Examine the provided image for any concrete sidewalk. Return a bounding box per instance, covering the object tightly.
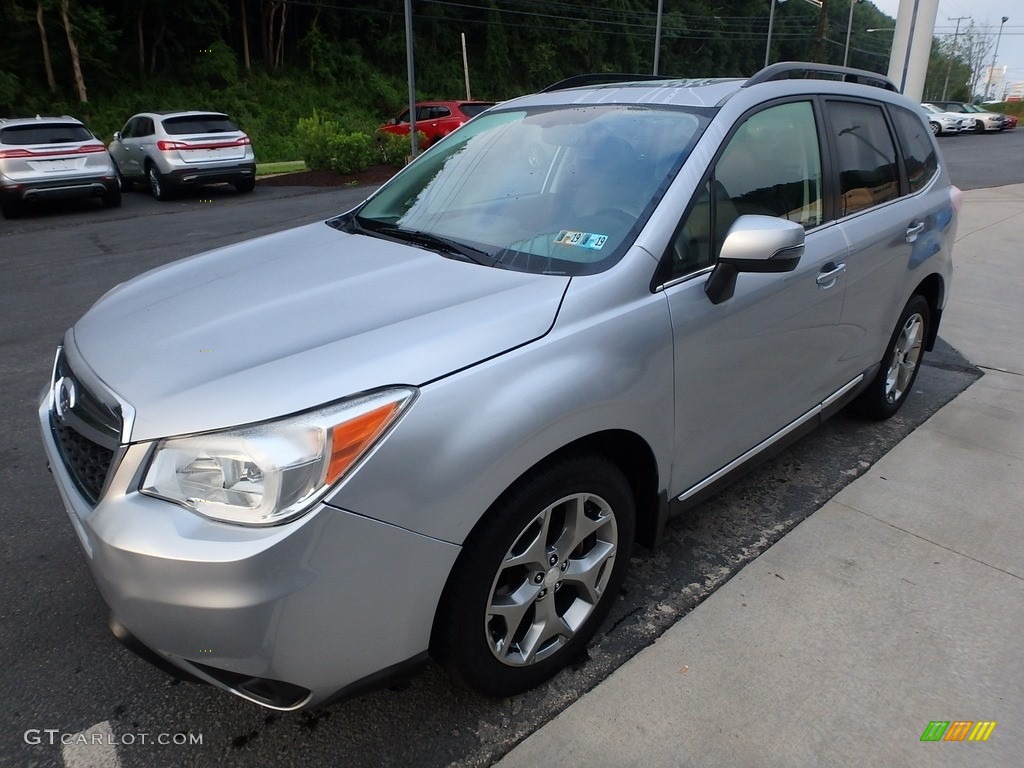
[496,185,1024,767]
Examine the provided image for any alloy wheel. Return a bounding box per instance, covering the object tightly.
[485,492,618,666]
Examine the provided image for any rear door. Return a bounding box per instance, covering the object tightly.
[824,99,943,382]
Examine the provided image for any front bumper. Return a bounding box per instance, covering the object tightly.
[38,385,459,710]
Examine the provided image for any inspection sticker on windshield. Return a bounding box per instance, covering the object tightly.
[554,230,608,250]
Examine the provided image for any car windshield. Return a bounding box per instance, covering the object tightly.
[351,103,712,275]
[1,124,92,144]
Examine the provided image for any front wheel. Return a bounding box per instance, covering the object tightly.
[432,452,635,696]
[929,122,940,137]
[850,294,930,420]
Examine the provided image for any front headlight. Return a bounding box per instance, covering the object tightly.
[140,387,416,525]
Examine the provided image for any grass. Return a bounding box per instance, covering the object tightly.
[256,160,306,178]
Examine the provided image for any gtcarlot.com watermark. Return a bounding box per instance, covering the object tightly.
[25,728,203,746]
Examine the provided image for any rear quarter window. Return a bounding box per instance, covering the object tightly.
[889,105,939,194]
[1,124,92,145]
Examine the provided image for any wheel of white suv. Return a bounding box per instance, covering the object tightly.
[851,294,931,420]
[101,184,121,208]
[432,452,635,696]
[235,177,256,193]
[147,164,171,201]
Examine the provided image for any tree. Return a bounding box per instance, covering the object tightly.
[60,0,86,102]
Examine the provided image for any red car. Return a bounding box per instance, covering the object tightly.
[380,101,494,147]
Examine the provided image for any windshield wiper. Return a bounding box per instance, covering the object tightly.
[372,225,499,266]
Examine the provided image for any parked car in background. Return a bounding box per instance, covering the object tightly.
[927,101,1005,132]
[379,101,495,147]
[41,62,959,711]
[919,103,971,135]
[108,111,256,200]
[0,115,120,218]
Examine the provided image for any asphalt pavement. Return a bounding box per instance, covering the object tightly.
[496,183,1024,766]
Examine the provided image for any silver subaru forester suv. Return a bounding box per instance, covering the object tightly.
[40,63,958,710]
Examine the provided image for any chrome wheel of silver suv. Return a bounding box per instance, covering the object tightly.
[433,453,634,696]
[486,491,618,666]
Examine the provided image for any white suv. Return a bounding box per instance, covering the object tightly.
[108,111,256,200]
[0,116,120,218]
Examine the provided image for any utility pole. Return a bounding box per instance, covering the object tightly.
[941,15,970,101]
[984,16,1009,102]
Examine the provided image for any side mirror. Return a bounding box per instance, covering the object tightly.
[705,215,805,305]
[388,118,398,126]
[113,131,122,141]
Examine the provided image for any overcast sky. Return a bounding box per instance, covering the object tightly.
[869,0,1022,95]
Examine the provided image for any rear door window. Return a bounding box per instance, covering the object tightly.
[827,101,899,216]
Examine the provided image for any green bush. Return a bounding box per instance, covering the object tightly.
[330,132,376,173]
[295,110,343,170]
[375,131,425,167]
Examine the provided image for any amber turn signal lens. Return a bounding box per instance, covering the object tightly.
[325,401,401,484]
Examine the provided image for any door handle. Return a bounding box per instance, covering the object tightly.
[816,262,846,287]
[906,221,925,243]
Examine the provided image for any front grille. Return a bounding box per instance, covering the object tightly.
[49,347,124,506]
[53,419,114,505]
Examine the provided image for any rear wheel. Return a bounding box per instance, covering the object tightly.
[432,452,635,696]
[0,198,21,219]
[147,164,171,201]
[234,177,256,193]
[101,184,121,208]
[850,294,930,420]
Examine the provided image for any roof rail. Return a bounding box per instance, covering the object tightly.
[745,62,897,92]
[540,73,675,93]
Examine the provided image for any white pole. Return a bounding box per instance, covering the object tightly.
[886,0,940,102]
[765,0,777,69]
[843,0,856,68]
[653,0,664,75]
[985,17,1008,101]
[461,32,472,101]
[404,0,418,158]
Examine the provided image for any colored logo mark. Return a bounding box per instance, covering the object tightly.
[920,721,997,742]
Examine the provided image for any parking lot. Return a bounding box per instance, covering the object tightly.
[1,130,1017,768]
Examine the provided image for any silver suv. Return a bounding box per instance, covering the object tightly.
[0,116,120,218]
[40,63,958,710]
[108,111,256,200]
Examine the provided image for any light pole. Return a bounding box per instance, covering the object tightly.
[985,16,1009,102]
[843,0,863,68]
[764,0,789,68]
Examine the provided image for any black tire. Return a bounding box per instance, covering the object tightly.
[0,198,21,219]
[850,294,931,420]
[101,184,122,208]
[929,122,940,137]
[432,452,635,697]
[116,166,133,192]
[234,177,256,193]
[974,119,985,134]
[147,164,171,201]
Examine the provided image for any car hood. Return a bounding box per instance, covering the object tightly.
[72,222,569,442]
